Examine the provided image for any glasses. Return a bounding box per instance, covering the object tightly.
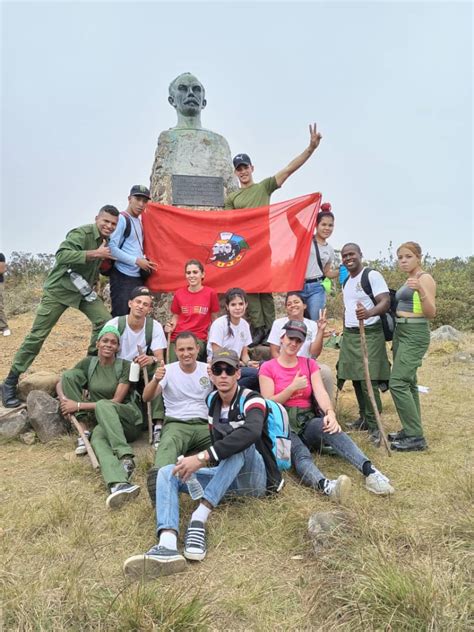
[211,364,237,376]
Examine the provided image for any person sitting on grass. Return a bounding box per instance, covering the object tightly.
[56,325,143,509]
[123,348,283,580]
[259,320,394,501]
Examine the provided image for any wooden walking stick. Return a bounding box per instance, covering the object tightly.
[68,413,100,469]
[358,320,391,456]
[166,330,171,363]
[137,345,154,445]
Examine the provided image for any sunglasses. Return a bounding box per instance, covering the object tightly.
[211,364,237,376]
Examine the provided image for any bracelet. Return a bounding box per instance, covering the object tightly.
[77,402,81,412]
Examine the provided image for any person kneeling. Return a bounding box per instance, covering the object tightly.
[123,348,283,579]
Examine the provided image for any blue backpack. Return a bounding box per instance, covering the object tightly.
[208,388,291,471]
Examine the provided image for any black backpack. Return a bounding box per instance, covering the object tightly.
[343,268,396,341]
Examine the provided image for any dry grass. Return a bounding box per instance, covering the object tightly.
[1,311,473,631]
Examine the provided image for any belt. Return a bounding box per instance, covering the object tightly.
[305,276,324,283]
[396,317,428,324]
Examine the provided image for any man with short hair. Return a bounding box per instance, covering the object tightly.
[2,206,119,408]
[224,124,322,346]
[143,332,213,503]
[109,185,157,317]
[123,348,283,579]
[337,243,391,444]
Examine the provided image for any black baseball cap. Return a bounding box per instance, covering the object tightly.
[232,153,252,168]
[129,286,153,300]
[129,184,151,199]
[282,320,307,341]
[211,348,240,368]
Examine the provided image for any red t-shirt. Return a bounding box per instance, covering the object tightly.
[171,286,220,341]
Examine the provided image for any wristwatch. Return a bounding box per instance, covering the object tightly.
[197,451,208,465]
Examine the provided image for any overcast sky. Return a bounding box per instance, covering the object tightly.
[1,1,472,261]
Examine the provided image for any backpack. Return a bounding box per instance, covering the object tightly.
[117,315,154,356]
[343,268,396,341]
[207,388,291,471]
[99,212,132,277]
[312,237,326,280]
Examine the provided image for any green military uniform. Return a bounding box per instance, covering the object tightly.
[337,323,390,430]
[61,356,143,487]
[224,177,279,331]
[11,224,111,375]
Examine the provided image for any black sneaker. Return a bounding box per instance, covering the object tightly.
[391,436,427,452]
[123,544,186,579]
[184,520,207,561]
[106,483,140,509]
[121,456,136,479]
[388,429,406,442]
[249,326,266,348]
[346,417,368,431]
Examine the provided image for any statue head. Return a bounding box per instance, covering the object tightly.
[168,72,207,119]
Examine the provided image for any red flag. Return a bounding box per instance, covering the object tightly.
[142,193,321,293]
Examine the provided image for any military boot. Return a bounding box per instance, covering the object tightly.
[2,371,21,408]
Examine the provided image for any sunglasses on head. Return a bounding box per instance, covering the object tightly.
[211,364,237,376]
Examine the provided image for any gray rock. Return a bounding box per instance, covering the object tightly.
[452,351,474,363]
[19,431,37,445]
[308,510,347,552]
[0,406,29,439]
[27,390,68,443]
[18,370,60,399]
[430,325,463,342]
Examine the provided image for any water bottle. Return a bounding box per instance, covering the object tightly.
[129,361,140,382]
[67,269,97,302]
[177,455,203,500]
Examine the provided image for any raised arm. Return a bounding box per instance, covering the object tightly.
[274,123,322,187]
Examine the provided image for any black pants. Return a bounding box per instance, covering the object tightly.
[110,267,142,317]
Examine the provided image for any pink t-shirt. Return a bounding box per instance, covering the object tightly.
[259,357,320,408]
[171,286,220,341]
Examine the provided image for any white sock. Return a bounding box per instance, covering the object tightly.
[158,531,177,550]
[191,503,211,524]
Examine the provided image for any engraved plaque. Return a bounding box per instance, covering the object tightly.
[172,175,224,207]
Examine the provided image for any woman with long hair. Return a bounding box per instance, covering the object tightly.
[259,320,394,500]
[389,242,436,452]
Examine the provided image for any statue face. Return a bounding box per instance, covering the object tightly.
[169,74,206,116]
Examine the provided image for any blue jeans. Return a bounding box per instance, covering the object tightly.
[291,417,369,489]
[301,281,326,321]
[156,446,267,535]
[238,367,260,391]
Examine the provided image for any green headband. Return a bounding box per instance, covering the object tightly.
[97,324,120,341]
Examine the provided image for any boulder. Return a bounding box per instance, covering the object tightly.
[0,406,29,439]
[27,390,68,443]
[452,351,474,364]
[308,510,347,552]
[18,370,60,399]
[430,325,463,342]
[19,431,37,445]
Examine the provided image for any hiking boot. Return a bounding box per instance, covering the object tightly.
[123,544,186,579]
[121,456,136,479]
[152,424,162,449]
[368,428,381,446]
[75,431,91,456]
[388,429,406,442]
[346,417,368,431]
[391,435,427,452]
[1,370,21,408]
[146,467,159,506]
[323,475,352,503]
[106,483,140,509]
[249,326,267,348]
[365,470,394,495]
[184,520,207,561]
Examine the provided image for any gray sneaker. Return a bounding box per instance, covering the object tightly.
[106,483,140,509]
[123,545,186,580]
[365,470,394,495]
[121,456,136,479]
[323,475,352,503]
[75,431,90,456]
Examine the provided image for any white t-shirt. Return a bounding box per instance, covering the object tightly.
[267,316,318,358]
[343,268,389,327]
[160,361,212,420]
[107,317,166,361]
[206,315,252,359]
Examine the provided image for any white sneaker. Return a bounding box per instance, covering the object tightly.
[365,470,395,495]
[3,329,11,337]
[106,483,140,509]
[75,432,90,456]
[323,475,352,502]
